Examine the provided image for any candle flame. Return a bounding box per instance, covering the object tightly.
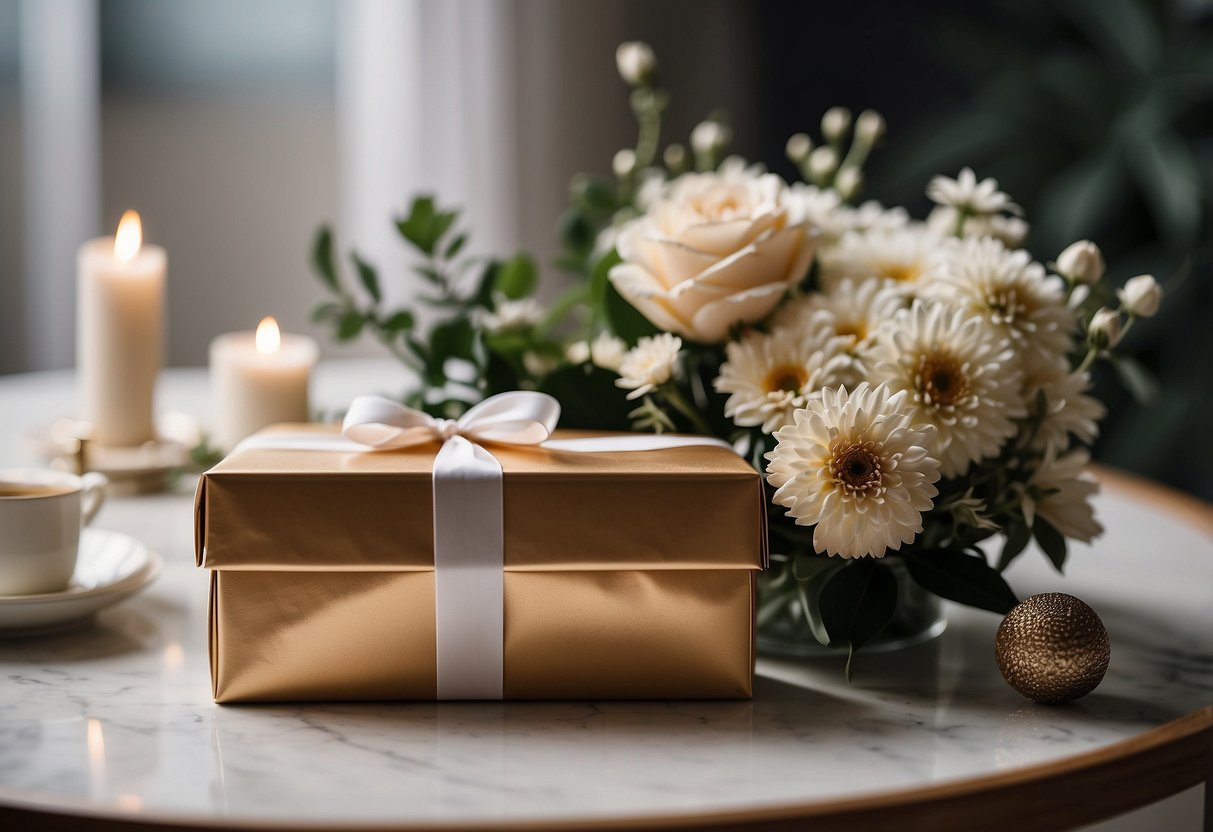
[113,210,142,262]
[255,316,281,355]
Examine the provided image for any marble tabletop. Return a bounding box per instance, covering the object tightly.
[0,361,1209,829]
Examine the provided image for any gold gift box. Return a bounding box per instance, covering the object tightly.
[194,425,768,702]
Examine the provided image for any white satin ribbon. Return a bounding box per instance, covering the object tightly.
[235,390,730,700]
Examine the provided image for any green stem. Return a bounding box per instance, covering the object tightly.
[661,383,714,435]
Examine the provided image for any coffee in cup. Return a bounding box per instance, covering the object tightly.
[0,469,108,595]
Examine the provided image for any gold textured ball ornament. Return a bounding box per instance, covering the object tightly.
[995,593,1110,704]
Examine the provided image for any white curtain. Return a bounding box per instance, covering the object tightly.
[336,0,521,314]
[19,0,100,372]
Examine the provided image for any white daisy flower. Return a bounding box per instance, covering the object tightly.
[714,325,850,433]
[924,236,1074,375]
[766,382,941,558]
[587,332,627,372]
[1025,447,1102,543]
[615,333,682,400]
[867,300,1025,478]
[1024,361,1105,453]
[818,224,946,293]
[775,278,907,353]
[927,167,1022,217]
[474,296,544,334]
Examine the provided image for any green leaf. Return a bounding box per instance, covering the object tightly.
[444,233,467,259]
[998,521,1032,571]
[381,310,415,333]
[538,363,633,431]
[904,549,1018,614]
[336,309,364,341]
[395,196,458,255]
[1110,354,1160,404]
[483,349,520,396]
[1127,131,1201,249]
[818,559,899,652]
[495,254,538,299]
[792,553,835,582]
[604,280,660,345]
[589,249,622,310]
[350,253,381,303]
[1033,518,1068,574]
[310,301,342,324]
[430,319,475,362]
[312,227,338,291]
[473,262,500,308]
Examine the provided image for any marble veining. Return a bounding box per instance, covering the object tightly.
[0,364,1209,825]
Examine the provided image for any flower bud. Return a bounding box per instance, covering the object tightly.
[854,109,886,146]
[612,148,637,179]
[1117,274,1162,318]
[807,146,839,182]
[1088,307,1122,350]
[821,107,852,144]
[1055,240,1105,285]
[690,120,730,155]
[785,132,812,165]
[615,41,656,87]
[663,143,687,174]
[834,166,863,201]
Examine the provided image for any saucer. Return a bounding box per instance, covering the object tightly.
[0,528,161,635]
[26,413,199,491]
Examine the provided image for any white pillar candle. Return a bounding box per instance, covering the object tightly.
[209,317,318,450]
[76,210,166,446]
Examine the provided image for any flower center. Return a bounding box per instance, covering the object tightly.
[835,321,866,341]
[830,442,883,495]
[880,263,921,283]
[764,364,809,394]
[987,288,1028,327]
[914,351,969,410]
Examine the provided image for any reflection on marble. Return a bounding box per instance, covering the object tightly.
[0,365,1209,825]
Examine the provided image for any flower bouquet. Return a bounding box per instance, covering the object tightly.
[310,42,1162,670]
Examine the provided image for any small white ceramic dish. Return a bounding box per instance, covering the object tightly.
[0,528,161,635]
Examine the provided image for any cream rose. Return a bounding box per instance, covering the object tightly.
[608,168,817,343]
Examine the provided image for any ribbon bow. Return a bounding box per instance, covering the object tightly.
[342,391,561,450]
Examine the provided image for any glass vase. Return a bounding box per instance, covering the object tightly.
[756,557,946,658]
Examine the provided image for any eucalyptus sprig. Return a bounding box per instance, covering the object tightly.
[311,196,563,418]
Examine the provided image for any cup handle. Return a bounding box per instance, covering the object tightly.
[80,472,108,526]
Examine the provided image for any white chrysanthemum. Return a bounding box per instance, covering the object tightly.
[787,184,908,248]
[714,326,851,433]
[775,278,907,353]
[818,224,946,293]
[927,167,1022,217]
[1025,447,1102,542]
[766,383,941,558]
[867,301,1025,477]
[1024,360,1105,453]
[926,206,1030,248]
[924,237,1074,374]
[474,297,544,334]
[615,333,682,399]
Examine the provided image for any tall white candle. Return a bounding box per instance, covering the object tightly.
[76,210,166,446]
[210,317,318,450]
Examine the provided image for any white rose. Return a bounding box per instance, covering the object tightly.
[1055,240,1105,285]
[609,169,817,343]
[1117,274,1162,318]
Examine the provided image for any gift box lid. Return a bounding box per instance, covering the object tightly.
[195,424,768,572]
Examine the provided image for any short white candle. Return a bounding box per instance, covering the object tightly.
[76,210,166,446]
[209,317,318,450]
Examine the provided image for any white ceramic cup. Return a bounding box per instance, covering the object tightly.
[0,469,108,595]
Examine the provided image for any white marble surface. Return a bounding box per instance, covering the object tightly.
[0,362,1209,827]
